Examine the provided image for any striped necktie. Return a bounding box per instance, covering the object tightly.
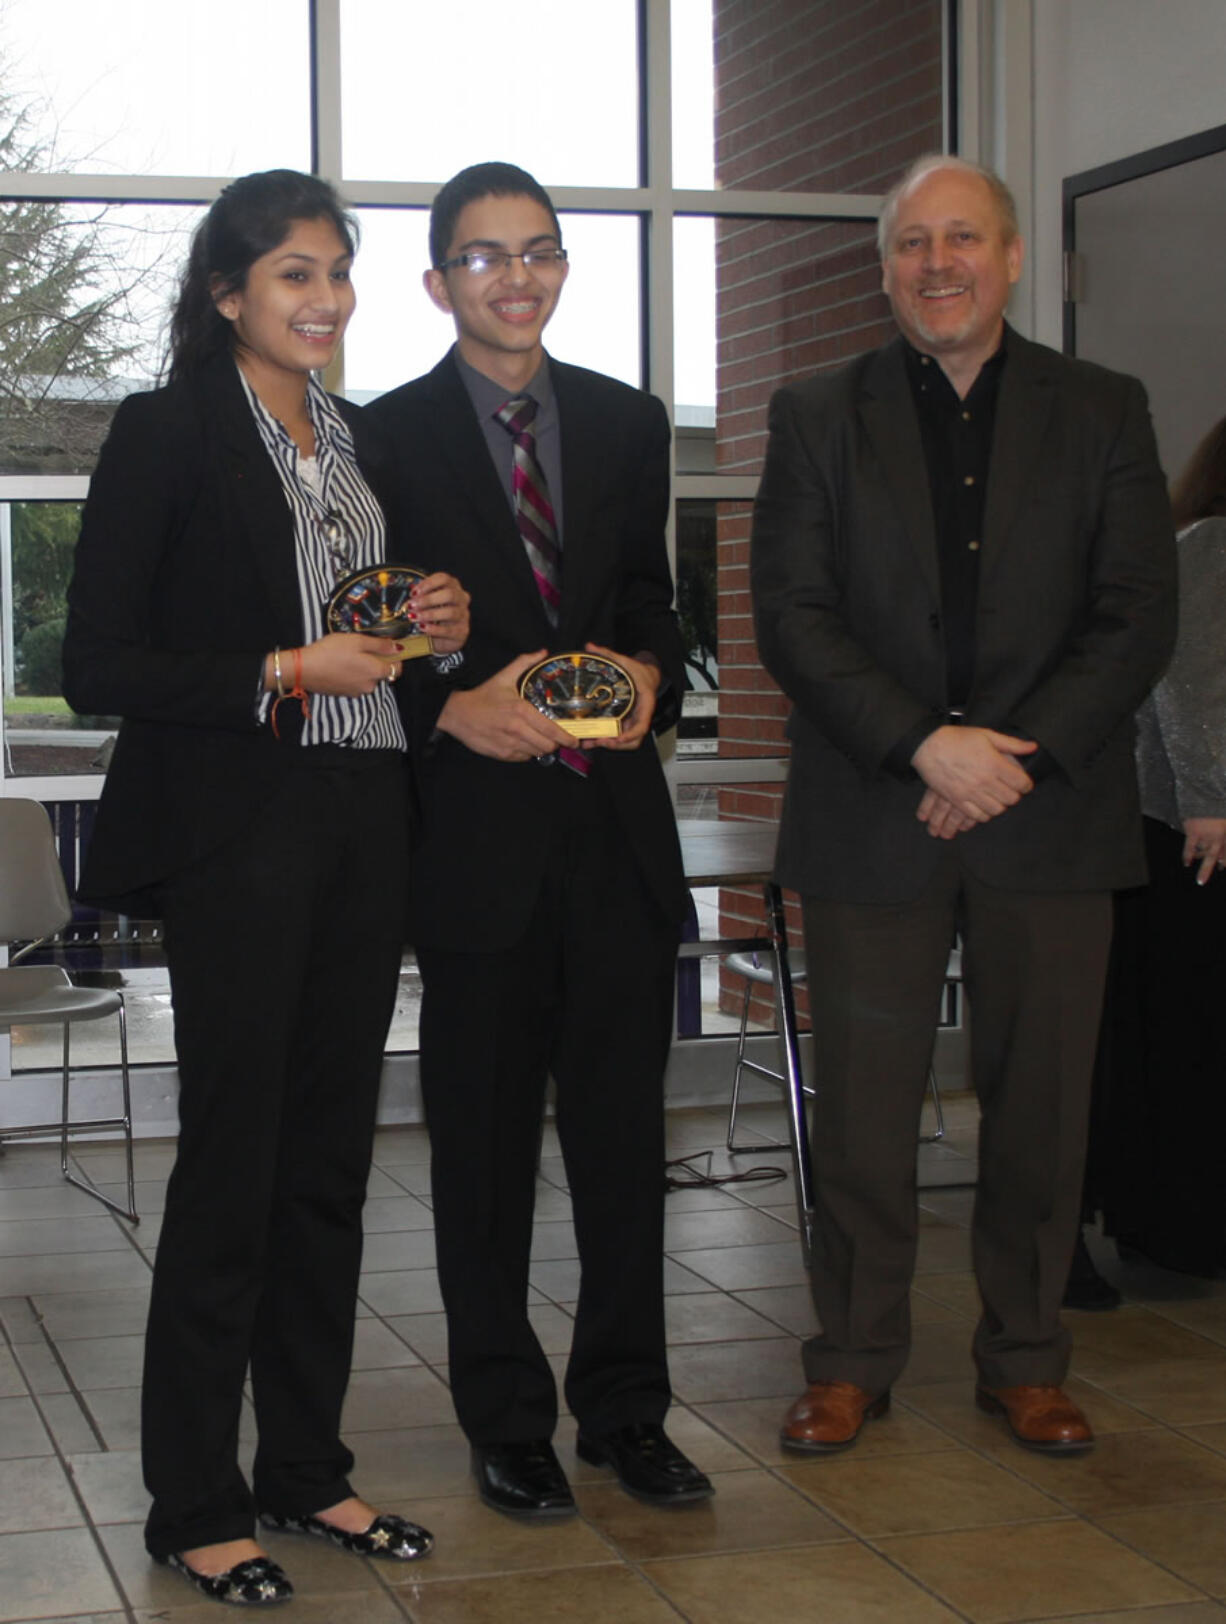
[495,396,561,626]
[495,395,589,777]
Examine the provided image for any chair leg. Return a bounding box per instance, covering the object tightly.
[59,998,139,1225]
[725,979,754,1151]
[919,1064,946,1144]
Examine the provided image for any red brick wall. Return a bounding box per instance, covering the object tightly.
[713,0,945,1017]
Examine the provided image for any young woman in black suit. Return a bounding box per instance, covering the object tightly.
[63,170,468,1606]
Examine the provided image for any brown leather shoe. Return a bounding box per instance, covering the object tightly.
[780,1381,890,1454]
[975,1385,1094,1454]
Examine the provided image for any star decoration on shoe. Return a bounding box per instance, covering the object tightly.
[258,1508,433,1561]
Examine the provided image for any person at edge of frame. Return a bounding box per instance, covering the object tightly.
[750,153,1176,1460]
[62,169,469,1606]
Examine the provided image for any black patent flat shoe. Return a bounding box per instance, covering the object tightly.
[576,1422,714,1504]
[259,1508,433,1560]
[156,1553,293,1606]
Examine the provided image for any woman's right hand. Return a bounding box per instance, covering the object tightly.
[1182,815,1226,886]
[267,634,404,698]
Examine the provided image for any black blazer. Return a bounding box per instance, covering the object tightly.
[63,353,407,912]
[751,329,1178,902]
[367,350,687,952]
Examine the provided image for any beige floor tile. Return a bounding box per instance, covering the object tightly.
[729,1283,818,1337]
[1148,1298,1226,1346]
[59,1334,145,1391]
[0,1145,68,1188]
[361,1229,439,1273]
[695,1393,951,1466]
[376,1492,616,1582]
[918,1188,977,1227]
[911,1271,982,1320]
[367,1167,414,1199]
[0,1216,132,1257]
[1098,1500,1226,1595]
[914,1225,975,1274]
[664,1290,787,1345]
[664,1206,793,1252]
[341,1366,453,1433]
[642,1541,963,1624]
[370,1128,435,1168]
[574,1467,844,1560]
[1087,1357,1226,1425]
[97,1178,166,1216]
[34,1286,151,1341]
[654,1405,758,1475]
[1001,1428,1226,1514]
[0,1294,42,1345]
[666,1336,801,1403]
[399,1565,678,1624]
[0,1346,23,1399]
[359,1269,446,1317]
[528,1221,581,1262]
[361,1194,437,1233]
[67,1448,147,1525]
[0,1456,83,1533]
[0,1394,53,1458]
[78,1387,142,1451]
[0,1527,123,1618]
[385,1311,452,1366]
[661,1185,754,1215]
[1180,1422,1226,1456]
[0,1183,108,1221]
[0,1247,151,1296]
[42,1392,108,1455]
[350,1317,422,1371]
[1039,1608,1226,1624]
[347,1422,473,1503]
[1071,1307,1226,1374]
[782,1445,1062,1534]
[14,1339,69,1396]
[879,1519,1195,1623]
[671,1240,810,1292]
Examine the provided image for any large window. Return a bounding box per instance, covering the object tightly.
[0,0,950,1055]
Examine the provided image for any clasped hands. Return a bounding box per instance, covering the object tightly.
[436,643,661,763]
[912,724,1038,841]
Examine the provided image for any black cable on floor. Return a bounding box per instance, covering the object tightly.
[664,1150,788,1191]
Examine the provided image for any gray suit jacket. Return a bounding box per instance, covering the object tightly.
[751,328,1177,902]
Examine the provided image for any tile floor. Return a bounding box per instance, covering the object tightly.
[3,1097,1226,1623]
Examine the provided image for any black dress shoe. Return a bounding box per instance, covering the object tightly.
[155,1553,293,1606]
[259,1508,433,1560]
[576,1423,714,1505]
[472,1440,576,1520]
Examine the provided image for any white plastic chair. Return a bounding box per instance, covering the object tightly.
[0,798,137,1222]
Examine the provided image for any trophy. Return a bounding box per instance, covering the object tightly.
[518,652,636,738]
[326,565,433,658]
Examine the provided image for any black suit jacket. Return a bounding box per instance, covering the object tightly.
[63,353,408,912]
[751,329,1177,902]
[367,349,687,952]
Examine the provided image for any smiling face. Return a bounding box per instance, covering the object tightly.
[214,215,355,389]
[881,166,1022,384]
[424,193,568,389]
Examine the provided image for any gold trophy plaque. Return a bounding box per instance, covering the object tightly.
[326,565,433,658]
[518,652,636,738]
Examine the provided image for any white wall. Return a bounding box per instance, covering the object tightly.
[1026,0,1226,346]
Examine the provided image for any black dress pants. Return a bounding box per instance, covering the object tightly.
[142,752,409,1557]
[417,769,678,1445]
[800,848,1111,1394]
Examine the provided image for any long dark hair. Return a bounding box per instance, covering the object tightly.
[167,169,357,383]
[1171,415,1226,529]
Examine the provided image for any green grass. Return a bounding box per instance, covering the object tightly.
[4,695,72,716]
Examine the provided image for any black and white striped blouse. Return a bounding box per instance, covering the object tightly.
[240,368,407,751]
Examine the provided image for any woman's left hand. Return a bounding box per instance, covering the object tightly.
[1182,816,1226,885]
[412,572,470,654]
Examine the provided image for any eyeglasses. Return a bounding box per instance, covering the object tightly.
[437,248,568,276]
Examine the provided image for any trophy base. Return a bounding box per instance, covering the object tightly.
[381,633,434,660]
[558,717,621,738]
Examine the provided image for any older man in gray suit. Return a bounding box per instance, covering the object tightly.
[752,155,1175,1456]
